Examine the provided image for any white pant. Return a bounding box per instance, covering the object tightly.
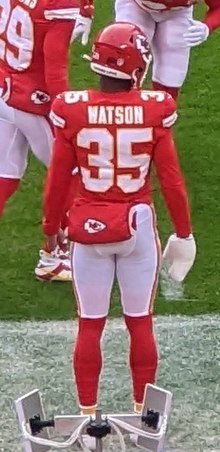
[72,204,161,318]
[0,99,53,179]
[115,0,193,87]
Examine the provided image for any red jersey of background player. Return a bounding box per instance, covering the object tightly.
[136,0,220,32]
[0,0,79,115]
[43,89,191,239]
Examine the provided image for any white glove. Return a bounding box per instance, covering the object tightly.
[162,234,196,282]
[183,19,209,47]
[71,14,92,45]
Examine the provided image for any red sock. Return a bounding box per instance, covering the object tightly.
[61,172,79,231]
[124,314,158,404]
[73,317,106,408]
[152,81,179,101]
[0,177,20,216]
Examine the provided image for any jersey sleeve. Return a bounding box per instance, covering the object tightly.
[204,0,220,32]
[43,96,78,236]
[43,0,79,99]
[44,0,79,21]
[152,127,192,238]
[79,0,94,17]
[161,93,178,128]
[43,21,74,101]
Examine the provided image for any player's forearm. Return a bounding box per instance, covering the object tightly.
[43,140,75,235]
[80,0,94,17]
[204,7,220,32]
[161,184,192,238]
[44,21,73,100]
[43,172,71,236]
[154,129,192,237]
[46,72,70,102]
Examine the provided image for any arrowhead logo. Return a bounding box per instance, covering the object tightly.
[84,218,107,234]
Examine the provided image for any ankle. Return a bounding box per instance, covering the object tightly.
[80,405,97,416]
[134,402,143,414]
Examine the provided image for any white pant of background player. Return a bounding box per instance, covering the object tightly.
[115,0,193,88]
[0,98,52,178]
[0,98,72,282]
[72,204,160,317]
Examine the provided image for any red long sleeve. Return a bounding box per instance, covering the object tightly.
[153,128,191,238]
[43,130,77,236]
[80,0,94,17]
[204,0,220,32]
[43,21,74,101]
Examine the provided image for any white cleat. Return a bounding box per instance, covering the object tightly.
[34,247,72,282]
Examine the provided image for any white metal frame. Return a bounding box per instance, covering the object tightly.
[15,384,172,452]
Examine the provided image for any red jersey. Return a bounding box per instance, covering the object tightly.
[0,0,79,115]
[43,89,191,238]
[135,0,220,32]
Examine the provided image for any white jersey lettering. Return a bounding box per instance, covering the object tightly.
[87,105,144,125]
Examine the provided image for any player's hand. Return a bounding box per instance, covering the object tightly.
[46,235,57,252]
[45,229,65,253]
[71,13,93,45]
[162,234,196,282]
[183,19,209,47]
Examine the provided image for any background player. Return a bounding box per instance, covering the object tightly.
[0,0,94,281]
[43,22,196,432]
[115,0,220,100]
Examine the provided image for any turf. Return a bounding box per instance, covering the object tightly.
[1,2,220,319]
[1,317,220,451]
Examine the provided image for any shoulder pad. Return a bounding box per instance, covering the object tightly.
[140,90,177,128]
[61,90,89,104]
[50,90,89,128]
[49,94,66,128]
[140,90,167,103]
[162,111,178,128]
[162,93,178,128]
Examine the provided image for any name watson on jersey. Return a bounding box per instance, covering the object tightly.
[87,105,144,125]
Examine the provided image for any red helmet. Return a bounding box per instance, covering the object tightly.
[89,22,152,88]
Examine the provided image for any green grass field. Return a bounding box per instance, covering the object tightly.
[1,2,220,319]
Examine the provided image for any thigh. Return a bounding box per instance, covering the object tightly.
[72,243,115,318]
[0,100,28,178]
[116,205,161,316]
[152,7,193,87]
[14,109,53,168]
[115,0,156,42]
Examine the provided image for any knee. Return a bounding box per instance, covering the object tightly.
[75,317,107,353]
[152,56,189,87]
[124,314,154,335]
[78,317,107,337]
[152,30,190,87]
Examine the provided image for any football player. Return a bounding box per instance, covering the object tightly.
[0,0,94,281]
[43,22,196,426]
[115,0,220,100]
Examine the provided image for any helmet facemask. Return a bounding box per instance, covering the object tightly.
[131,53,152,89]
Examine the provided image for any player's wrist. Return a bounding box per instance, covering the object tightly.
[80,5,94,18]
[175,233,193,240]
